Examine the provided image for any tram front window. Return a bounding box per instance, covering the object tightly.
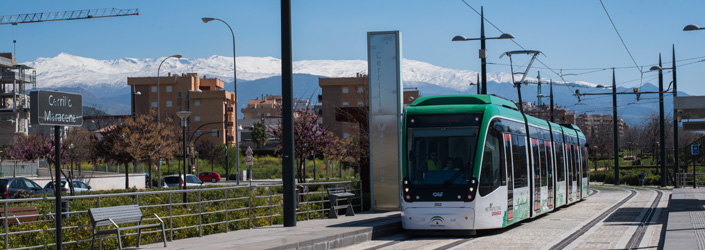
[407,127,477,185]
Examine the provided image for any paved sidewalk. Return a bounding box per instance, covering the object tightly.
[128,211,401,250]
[664,188,705,250]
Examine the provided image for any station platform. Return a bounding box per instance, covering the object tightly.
[664,188,705,250]
[130,211,401,250]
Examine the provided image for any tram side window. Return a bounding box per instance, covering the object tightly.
[570,145,577,182]
[556,142,565,182]
[539,140,548,186]
[512,135,529,188]
[479,132,502,196]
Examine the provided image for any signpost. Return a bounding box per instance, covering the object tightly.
[245,146,253,185]
[30,90,82,250]
[693,144,700,188]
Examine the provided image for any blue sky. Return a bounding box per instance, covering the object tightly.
[4,0,705,95]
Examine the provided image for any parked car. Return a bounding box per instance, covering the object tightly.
[44,180,92,193]
[0,177,49,199]
[163,174,203,188]
[198,171,221,183]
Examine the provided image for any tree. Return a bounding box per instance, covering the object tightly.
[121,110,178,188]
[197,140,222,172]
[251,122,269,150]
[94,124,134,189]
[273,111,334,183]
[8,133,50,162]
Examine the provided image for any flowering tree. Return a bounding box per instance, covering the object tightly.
[274,111,334,183]
[8,133,51,162]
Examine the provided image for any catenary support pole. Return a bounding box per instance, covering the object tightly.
[659,54,667,187]
[281,0,296,227]
[613,68,620,185]
[673,45,680,188]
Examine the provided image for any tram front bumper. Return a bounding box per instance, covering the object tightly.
[401,206,475,230]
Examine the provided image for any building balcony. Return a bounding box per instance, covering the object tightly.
[0,71,34,83]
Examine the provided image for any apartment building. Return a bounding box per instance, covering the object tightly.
[127,73,236,146]
[318,74,419,139]
[576,113,627,138]
[0,53,35,146]
[522,102,577,124]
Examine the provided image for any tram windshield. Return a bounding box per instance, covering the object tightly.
[407,127,478,185]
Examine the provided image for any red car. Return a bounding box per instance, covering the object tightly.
[198,171,221,183]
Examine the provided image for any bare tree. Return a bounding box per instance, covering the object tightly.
[121,110,178,188]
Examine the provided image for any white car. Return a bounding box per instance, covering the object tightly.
[163,174,203,188]
[44,180,92,193]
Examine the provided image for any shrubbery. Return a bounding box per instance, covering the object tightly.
[0,182,360,249]
[589,168,661,186]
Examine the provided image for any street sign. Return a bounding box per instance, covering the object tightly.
[192,165,196,172]
[30,90,83,126]
[693,144,700,156]
[245,146,254,166]
[246,146,253,155]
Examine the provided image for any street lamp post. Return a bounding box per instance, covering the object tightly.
[452,6,514,95]
[157,54,183,124]
[650,54,675,188]
[176,111,191,203]
[224,100,229,182]
[131,86,141,119]
[202,17,240,185]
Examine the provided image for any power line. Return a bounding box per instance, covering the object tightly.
[599,0,641,74]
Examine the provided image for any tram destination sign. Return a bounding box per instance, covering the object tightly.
[30,90,83,127]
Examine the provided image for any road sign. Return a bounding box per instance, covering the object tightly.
[693,144,700,156]
[245,146,254,165]
[30,90,83,126]
[192,165,196,172]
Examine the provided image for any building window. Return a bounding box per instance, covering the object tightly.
[166,101,173,107]
[357,101,364,107]
[194,100,201,107]
[212,129,218,136]
[342,87,349,93]
[194,115,201,122]
[166,86,172,92]
[343,133,350,139]
[151,86,157,93]
[342,102,349,108]
[151,102,158,108]
[357,86,364,93]
[177,92,182,98]
[195,130,201,137]
[178,106,182,111]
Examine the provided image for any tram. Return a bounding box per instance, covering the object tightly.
[401,94,589,232]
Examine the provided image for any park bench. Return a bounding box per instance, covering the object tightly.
[327,187,355,219]
[0,206,40,225]
[88,205,167,250]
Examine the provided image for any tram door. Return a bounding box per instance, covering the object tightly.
[566,144,573,202]
[546,140,554,209]
[503,134,514,222]
[531,138,541,214]
[576,145,582,199]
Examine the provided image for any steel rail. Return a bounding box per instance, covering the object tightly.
[549,189,637,250]
[625,189,663,249]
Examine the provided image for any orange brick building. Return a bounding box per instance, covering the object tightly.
[127,73,236,146]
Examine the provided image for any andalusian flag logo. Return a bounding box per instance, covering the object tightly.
[430,216,444,224]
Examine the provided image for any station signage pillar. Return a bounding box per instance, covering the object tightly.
[368,31,402,211]
[30,90,83,250]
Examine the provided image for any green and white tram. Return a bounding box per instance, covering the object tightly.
[401,95,589,232]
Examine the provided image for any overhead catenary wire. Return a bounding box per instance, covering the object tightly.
[598,0,642,74]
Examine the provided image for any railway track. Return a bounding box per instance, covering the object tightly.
[625,189,663,249]
[549,189,637,250]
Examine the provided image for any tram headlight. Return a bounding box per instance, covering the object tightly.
[405,188,409,192]
[469,187,474,192]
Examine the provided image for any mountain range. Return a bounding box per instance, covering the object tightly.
[25,53,682,123]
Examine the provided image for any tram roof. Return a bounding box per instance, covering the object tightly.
[409,94,518,109]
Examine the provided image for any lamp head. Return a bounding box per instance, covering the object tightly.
[202,17,215,23]
[172,54,183,59]
[135,91,142,95]
[649,66,662,71]
[498,33,515,39]
[452,35,468,41]
[176,111,192,119]
[684,24,702,31]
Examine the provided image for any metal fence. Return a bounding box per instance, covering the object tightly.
[0,161,39,177]
[676,173,705,188]
[0,180,362,250]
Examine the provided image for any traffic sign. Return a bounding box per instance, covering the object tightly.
[245,155,253,165]
[246,146,253,155]
[192,165,196,172]
[693,144,700,156]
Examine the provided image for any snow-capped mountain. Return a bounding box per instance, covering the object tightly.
[26,53,596,91]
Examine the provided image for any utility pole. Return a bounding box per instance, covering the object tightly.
[281,0,296,227]
[480,7,487,94]
[550,79,554,123]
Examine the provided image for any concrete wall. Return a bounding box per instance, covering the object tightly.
[29,172,146,190]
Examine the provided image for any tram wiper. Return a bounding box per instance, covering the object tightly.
[444,163,471,187]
